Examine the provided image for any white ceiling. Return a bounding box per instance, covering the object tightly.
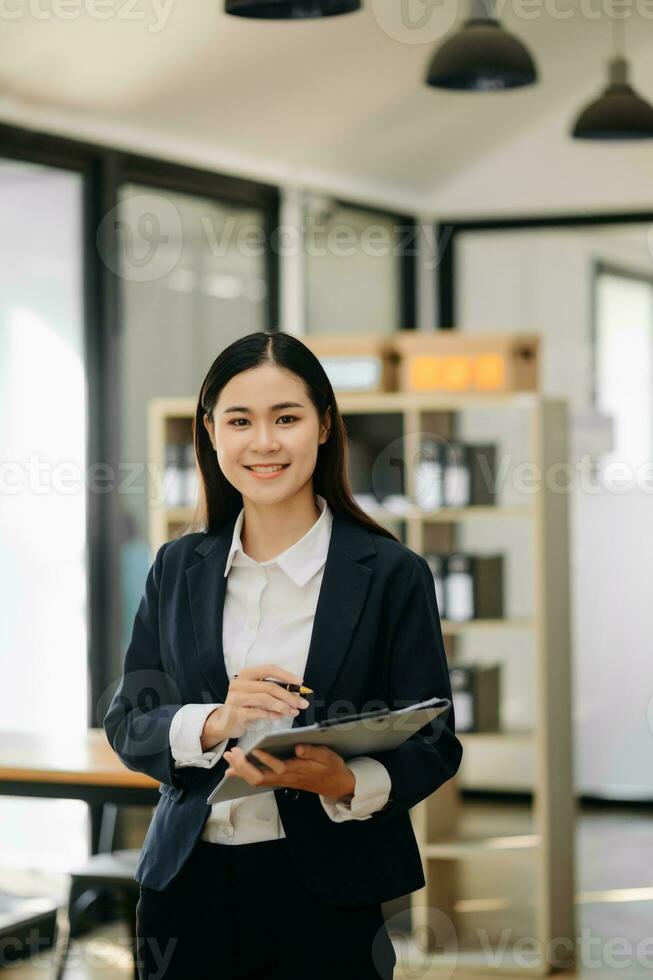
[2,0,653,213]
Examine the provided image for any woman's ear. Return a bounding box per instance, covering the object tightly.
[319,406,332,445]
[203,412,216,451]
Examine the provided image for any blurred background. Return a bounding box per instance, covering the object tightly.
[0,1,652,977]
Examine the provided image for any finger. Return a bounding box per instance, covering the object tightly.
[230,746,270,773]
[233,692,301,716]
[239,686,305,712]
[225,749,264,785]
[236,691,299,722]
[240,763,285,787]
[295,744,332,763]
[250,749,286,774]
[256,691,303,712]
[224,749,247,773]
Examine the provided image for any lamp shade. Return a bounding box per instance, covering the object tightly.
[426,19,537,91]
[572,57,653,139]
[225,0,360,16]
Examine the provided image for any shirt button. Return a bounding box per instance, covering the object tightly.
[218,826,234,838]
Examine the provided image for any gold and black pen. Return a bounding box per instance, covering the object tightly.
[261,677,314,695]
[231,672,313,695]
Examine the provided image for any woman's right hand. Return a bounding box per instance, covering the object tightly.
[200,664,310,748]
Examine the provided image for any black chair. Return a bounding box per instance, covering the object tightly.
[52,848,141,979]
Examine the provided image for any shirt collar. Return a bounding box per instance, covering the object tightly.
[223,494,333,588]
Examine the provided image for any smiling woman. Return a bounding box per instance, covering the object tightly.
[104,330,461,980]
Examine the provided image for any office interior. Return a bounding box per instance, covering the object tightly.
[0,2,652,977]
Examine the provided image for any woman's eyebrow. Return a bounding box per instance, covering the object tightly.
[221,402,305,414]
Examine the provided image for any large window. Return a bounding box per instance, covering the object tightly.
[0,159,88,870]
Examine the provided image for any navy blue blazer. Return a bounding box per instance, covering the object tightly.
[103,507,463,907]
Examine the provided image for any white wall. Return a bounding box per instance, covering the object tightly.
[456,224,653,798]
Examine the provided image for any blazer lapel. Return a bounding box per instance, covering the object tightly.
[186,518,236,704]
[186,508,377,719]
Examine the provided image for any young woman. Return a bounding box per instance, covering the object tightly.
[104,330,462,980]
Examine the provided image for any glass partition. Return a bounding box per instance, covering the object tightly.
[0,159,87,870]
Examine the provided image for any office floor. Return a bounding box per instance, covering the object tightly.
[1,803,651,979]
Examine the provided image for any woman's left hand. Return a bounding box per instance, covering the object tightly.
[223,744,356,801]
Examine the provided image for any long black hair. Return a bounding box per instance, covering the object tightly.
[185,331,400,543]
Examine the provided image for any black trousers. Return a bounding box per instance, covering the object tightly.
[135,837,397,980]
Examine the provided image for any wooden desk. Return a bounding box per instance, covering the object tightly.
[0,728,160,853]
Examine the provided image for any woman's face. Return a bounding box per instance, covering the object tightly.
[204,362,330,503]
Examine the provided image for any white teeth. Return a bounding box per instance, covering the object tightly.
[248,464,286,472]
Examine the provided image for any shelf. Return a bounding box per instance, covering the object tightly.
[415,505,533,522]
[160,504,534,524]
[366,504,534,522]
[459,730,533,742]
[441,618,533,634]
[456,732,536,793]
[404,839,560,971]
[420,794,534,845]
[393,946,551,977]
[423,834,539,859]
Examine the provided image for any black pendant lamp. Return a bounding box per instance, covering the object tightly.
[425,0,537,91]
[225,0,360,17]
[571,14,653,139]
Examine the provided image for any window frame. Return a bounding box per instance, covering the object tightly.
[435,210,653,329]
[0,122,280,737]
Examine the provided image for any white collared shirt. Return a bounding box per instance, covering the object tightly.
[169,493,392,844]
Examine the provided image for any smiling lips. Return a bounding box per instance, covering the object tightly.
[244,463,290,479]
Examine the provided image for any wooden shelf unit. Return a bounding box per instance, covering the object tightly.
[147,392,575,975]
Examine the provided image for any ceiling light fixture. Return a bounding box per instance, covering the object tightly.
[225,0,361,18]
[571,10,653,139]
[425,0,537,91]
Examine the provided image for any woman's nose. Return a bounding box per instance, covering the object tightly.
[249,425,280,451]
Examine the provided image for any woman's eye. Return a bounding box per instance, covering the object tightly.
[229,416,298,427]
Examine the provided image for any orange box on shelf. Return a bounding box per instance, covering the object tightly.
[392,332,539,394]
[299,332,399,393]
